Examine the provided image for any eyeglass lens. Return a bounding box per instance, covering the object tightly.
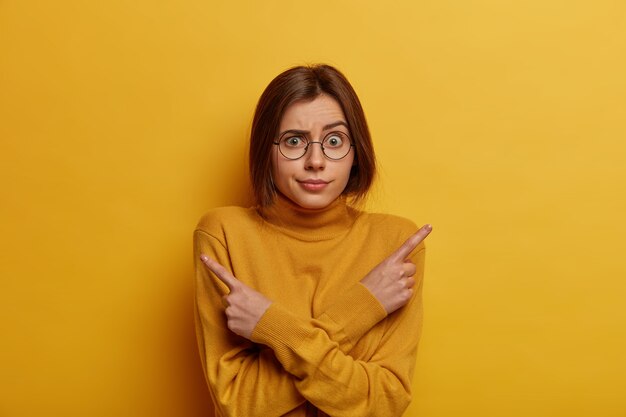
[278,131,352,160]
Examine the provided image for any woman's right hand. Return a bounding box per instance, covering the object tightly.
[360,224,432,314]
[200,254,273,341]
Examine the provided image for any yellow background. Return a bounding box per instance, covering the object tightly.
[1,0,625,416]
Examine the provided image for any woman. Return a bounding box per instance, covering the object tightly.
[193,64,432,417]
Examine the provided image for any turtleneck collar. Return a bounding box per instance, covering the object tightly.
[257,192,359,241]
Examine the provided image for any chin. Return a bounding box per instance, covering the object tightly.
[288,192,339,210]
[295,198,334,210]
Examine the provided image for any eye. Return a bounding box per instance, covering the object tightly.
[324,134,344,148]
[283,136,306,147]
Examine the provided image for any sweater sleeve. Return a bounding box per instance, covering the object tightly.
[193,230,306,416]
[251,246,426,417]
[313,281,388,352]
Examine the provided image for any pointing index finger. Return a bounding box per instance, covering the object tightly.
[200,254,238,291]
[392,224,432,261]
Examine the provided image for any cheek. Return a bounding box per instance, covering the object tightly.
[342,155,356,178]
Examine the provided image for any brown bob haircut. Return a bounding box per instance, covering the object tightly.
[249,64,377,207]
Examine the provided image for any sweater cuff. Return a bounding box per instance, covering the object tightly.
[319,283,388,350]
[251,303,316,377]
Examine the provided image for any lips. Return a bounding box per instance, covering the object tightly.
[297,179,330,191]
[298,179,328,184]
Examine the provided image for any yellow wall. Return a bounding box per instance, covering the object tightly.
[1,1,625,416]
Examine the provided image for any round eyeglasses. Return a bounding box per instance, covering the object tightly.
[273,131,354,160]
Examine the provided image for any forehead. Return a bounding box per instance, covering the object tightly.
[279,94,347,131]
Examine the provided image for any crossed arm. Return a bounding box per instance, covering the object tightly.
[194,225,431,417]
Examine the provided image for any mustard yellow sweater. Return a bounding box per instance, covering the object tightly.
[193,194,426,417]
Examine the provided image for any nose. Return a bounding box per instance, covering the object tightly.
[303,141,326,171]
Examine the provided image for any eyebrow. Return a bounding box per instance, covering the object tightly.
[278,121,348,137]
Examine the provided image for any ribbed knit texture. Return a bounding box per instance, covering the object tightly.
[193,194,426,417]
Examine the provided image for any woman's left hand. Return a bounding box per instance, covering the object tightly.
[200,254,272,340]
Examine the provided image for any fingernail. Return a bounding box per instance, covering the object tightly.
[200,254,209,263]
[424,224,432,231]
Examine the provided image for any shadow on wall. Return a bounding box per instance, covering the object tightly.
[182,153,253,416]
[177,270,216,417]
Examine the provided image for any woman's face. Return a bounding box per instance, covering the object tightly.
[271,94,355,210]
